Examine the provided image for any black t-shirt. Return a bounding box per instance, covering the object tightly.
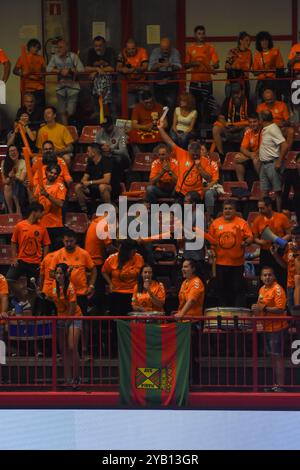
[87,47,116,68]
[15,106,44,131]
[86,156,113,180]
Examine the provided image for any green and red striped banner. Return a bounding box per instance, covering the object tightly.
[117,321,191,407]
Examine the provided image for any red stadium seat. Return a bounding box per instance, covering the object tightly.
[79,126,101,143]
[66,126,79,142]
[219,181,249,200]
[72,153,88,172]
[0,145,7,162]
[129,182,150,192]
[0,245,12,265]
[222,152,236,171]
[249,181,262,201]
[65,212,89,233]
[132,153,157,172]
[0,214,22,234]
[68,182,77,202]
[284,151,297,170]
[293,124,300,141]
[152,243,177,266]
[210,152,221,168]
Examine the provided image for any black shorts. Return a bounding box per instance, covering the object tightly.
[6,260,40,287]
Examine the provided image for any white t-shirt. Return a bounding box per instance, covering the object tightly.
[175,108,197,133]
[259,123,285,162]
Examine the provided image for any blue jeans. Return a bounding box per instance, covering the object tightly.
[170,129,193,150]
[287,287,295,312]
[204,188,218,218]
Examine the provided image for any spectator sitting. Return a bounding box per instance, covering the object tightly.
[85,35,116,118]
[1,145,27,214]
[225,31,252,98]
[212,86,254,161]
[132,264,166,313]
[75,143,112,211]
[170,93,197,149]
[46,39,84,125]
[146,143,177,203]
[257,89,294,150]
[7,111,37,153]
[0,47,11,83]
[32,140,72,188]
[253,31,284,103]
[36,106,74,166]
[198,142,220,219]
[234,112,261,183]
[15,92,43,131]
[13,38,46,107]
[148,37,182,122]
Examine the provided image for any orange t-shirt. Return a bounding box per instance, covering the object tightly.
[15,53,45,91]
[118,47,148,83]
[149,157,178,190]
[50,280,81,317]
[186,43,219,81]
[40,251,56,296]
[173,145,212,197]
[283,246,300,289]
[11,220,50,265]
[241,127,260,152]
[209,216,253,266]
[131,102,164,126]
[85,216,112,266]
[251,212,292,251]
[34,181,67,228]
[32,157,72,186]
[226,47,252,77]
[288,44,300,71]
[50,246,95,296]
[0,274,8,325]
[178,276,205,318]
[200,156,219,184]
[131,281,166,312]
[253,48,284,79]
[0,49,9,64]
[257,101,289,124]
[257,282,287,332]
[102,252,144,293]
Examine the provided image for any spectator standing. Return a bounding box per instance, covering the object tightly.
[225,32,252,98]
[1,145,27,214]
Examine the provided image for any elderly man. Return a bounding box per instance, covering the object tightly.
[146,143,178,203]
[149,37,182,123]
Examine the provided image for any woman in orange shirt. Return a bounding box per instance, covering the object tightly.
[176,260,205,320]
[50,263,82,388]
[225,31,252,98]
[132,265,166,313]
[102,240,144,315]
[253,31,284,102]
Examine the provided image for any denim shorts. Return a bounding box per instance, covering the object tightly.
[57,319,82,330]
[264,329,287,356]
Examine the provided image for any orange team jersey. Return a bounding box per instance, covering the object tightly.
[186,43,219,82]
[256,101,289,124]
[102,252,144,293]
[178,276,205,318]
[173,144,211,197]
[32,157,72,186]
[209,216,253,266]
[50,246,94,296]
[40,251,56,296]
[251,212,292,251]
[36,123,74,151]
[200,156,219,184]
[34,181,67,228]
[131,281,166,312]
[257,282,287,332]
[288,44,300,71]
[131,102,164,126]
[0,48,9,64]
[15,53,45,91]
[11,220,50,264]
[241,127,260,152]
[50,280,81,317]
[84,216,112,266]
[119,47,148,68]
[226,47,252,76]
[283,246,300,289]
[0,274,9,324]
[253,48,284,79]
[149,157,178,190]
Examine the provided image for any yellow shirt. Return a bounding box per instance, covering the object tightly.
[36,123,74,151]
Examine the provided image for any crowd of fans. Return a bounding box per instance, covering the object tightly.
[1,25,300,391]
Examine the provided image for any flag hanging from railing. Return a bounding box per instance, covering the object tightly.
[117,321,191,407]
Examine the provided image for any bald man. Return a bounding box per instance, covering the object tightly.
[148,37,182,122]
